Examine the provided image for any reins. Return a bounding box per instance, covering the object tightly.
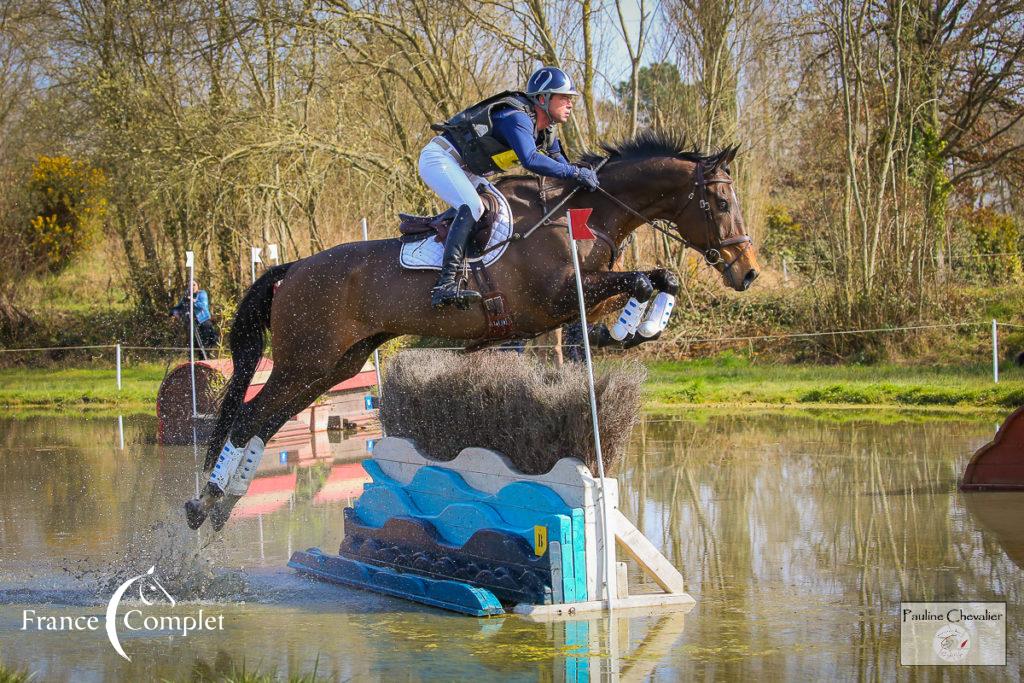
[476,157,611,258]
[479,154,753,279]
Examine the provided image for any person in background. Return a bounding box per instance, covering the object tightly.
[170,279,219,357]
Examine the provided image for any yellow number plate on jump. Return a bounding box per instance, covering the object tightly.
[533,525,547,556]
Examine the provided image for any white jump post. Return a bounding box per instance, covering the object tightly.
[267,243,280,266]
[250,246,262,284]
[566,207,616,609]
[186,251,197,419]
[115,343,122,390]
[992,319,999,384]
[362,218,385,404]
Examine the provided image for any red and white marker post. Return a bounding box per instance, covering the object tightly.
[567,207,617,608]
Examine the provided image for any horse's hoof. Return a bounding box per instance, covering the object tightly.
[184,499,208,530]
[210,495,241,532]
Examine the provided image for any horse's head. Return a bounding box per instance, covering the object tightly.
[667,146,760,292]
[593,131,761,292]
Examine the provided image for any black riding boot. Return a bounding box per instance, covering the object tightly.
[431,205,483,310]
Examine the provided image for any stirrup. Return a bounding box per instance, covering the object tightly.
[431,282,481,310]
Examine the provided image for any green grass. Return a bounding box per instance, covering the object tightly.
[0,662,32,683]
[0,363,167,415]
[644,353,1024,411]
[0,658,326,682]
[2,356,1022,416]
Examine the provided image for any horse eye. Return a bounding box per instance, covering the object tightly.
[718,200,729,212]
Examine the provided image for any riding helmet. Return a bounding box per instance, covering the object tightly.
[525,67,579,114]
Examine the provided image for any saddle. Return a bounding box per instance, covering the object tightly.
[398,190,502,255]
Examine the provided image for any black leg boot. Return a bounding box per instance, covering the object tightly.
[431,204,483,310]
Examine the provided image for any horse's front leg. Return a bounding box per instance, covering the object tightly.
[578,268,680,349]
[580,270,655,309]
[646,268,680,296]
[634,268,680,338]
[575,270,656,347]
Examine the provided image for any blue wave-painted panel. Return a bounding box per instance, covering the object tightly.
[354,485,568,549]
[363,460,589,603]
[362,461,573,519]
[354,483,579,602]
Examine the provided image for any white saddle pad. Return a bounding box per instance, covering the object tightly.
[399,182,513,271]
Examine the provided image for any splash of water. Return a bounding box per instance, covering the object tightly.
[89,519,252,602]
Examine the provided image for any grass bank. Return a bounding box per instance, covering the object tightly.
[1,356,1022,417]
[0,363,166,416]
[645,354,1024,412]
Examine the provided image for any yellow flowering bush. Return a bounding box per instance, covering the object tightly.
[25,156,108,273]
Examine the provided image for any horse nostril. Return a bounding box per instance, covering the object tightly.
[742,269,758,290]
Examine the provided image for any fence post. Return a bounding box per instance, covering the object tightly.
[115,343,122,390]
[362,217,384,407]
[992,319,999,384]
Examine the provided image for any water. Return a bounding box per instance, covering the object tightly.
[0,412,1020,681]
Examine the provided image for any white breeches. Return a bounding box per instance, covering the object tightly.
[418,139,486,221]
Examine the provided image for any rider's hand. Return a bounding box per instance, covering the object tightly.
[572,165,600,192]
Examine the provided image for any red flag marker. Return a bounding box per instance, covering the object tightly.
[568,208,595,240]
[565,204,616,606]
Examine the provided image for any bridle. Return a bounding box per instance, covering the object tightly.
[479,157,754,283]
[595,158,753,282]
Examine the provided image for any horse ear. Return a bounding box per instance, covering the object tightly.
[720,144,740,173]
[726,144,740,166]
[709,144,740,174]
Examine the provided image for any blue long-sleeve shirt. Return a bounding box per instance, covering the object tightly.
[174,290,211,324]
[445,106,575,179]
[490,107,575,178]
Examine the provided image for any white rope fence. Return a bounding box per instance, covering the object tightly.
[1,318,1021,387]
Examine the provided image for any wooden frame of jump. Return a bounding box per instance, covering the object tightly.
[513,477,694,618]
[368,437,694,619]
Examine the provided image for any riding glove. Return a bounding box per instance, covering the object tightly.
[572,165,600,191]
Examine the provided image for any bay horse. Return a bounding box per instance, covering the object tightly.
[185,129,760,529]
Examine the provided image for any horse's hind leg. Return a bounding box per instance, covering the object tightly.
[188,334,392,530]
[183,369,337,530]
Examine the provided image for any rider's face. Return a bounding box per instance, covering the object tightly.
[545,94,574,124]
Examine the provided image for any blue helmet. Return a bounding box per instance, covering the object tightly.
[525,67,579,100]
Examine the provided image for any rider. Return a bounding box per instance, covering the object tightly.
[420,66,601,309]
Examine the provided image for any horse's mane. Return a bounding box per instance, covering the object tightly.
[494,129,739,199]
[580,128,739,170]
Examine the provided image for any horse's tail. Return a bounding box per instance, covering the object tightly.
[203,262,294,470]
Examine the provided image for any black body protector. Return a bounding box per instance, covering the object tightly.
[431,91,558,177]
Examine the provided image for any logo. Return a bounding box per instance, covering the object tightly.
[105,566,174,661]
[900,601,1005,666]
[933,623,971,663]
[22,566,224,661]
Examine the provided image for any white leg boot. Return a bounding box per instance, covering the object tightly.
[609,298,649,341]
[637,292,676,338]
[210,437,266,531]
[207,441,244,494]
[226,436,266,496]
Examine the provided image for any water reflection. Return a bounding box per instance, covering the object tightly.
[0,412,1020,680]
